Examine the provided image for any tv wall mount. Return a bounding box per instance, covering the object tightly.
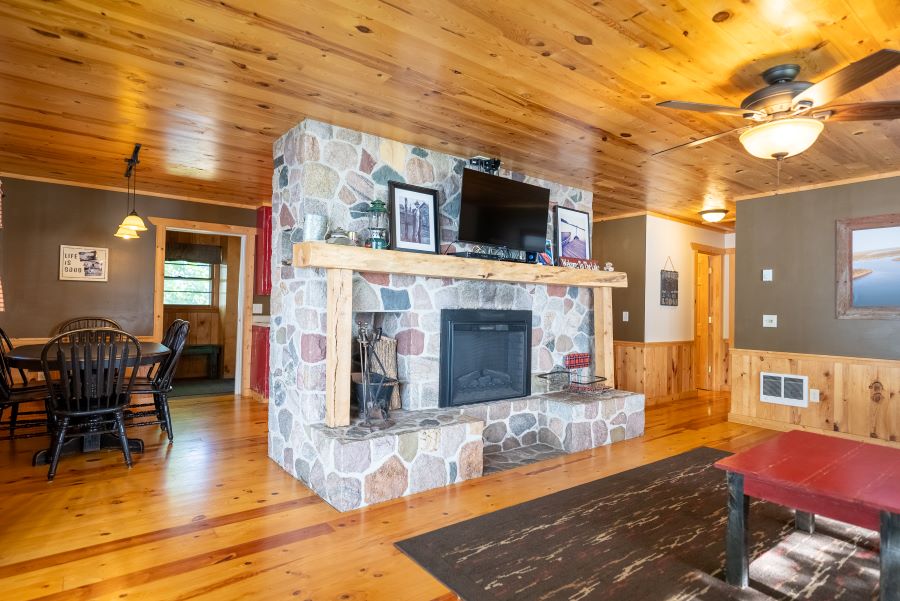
[468,156,501,175]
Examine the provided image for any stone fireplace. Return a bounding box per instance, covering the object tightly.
[439,309,532,408]
[267,118,644,512]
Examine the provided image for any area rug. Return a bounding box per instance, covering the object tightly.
[396,447,880,600]
[169,378,235,398]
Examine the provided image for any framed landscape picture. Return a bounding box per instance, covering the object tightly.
[388,182,439,254]
[59,245,108,282]
[836,213,900,319]
[554,206,591,264]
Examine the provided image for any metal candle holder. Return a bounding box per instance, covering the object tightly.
[355,321,396,430]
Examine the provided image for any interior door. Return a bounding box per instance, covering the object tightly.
[694,252,712,390]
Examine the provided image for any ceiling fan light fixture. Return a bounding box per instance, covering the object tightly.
[738,118,824,159]
[699,208,729,223]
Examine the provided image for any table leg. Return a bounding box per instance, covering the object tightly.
[883,511,899,601]
[726,471,750,588]
[795,510,816,534]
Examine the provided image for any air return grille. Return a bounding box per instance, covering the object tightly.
[760,372,808,408]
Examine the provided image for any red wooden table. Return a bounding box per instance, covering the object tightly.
[715,430,900,600]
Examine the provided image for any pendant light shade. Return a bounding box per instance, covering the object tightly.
[115,225,139,239]
[738,118,824,160]
[121,210,148,231]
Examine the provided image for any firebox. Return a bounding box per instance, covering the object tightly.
[439,309,532,408]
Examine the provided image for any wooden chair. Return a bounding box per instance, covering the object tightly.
[40,329,141,480]
[129,320,190,442]
[57,317,122,334]
[0,327,28,386]
[0,329,48,440]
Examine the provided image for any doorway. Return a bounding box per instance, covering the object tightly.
[150,218,256,396]
[693,246,724,391]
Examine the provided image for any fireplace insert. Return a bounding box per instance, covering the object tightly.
[439,309,531,408]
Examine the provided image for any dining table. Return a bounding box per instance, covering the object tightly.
[5,341,171,465]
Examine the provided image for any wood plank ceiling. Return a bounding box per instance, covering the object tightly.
[0,1,897,222]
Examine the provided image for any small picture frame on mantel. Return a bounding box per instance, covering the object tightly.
[388,182,440,254]
[554,206,591,265]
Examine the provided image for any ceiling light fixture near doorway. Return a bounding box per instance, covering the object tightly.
[699,208,728,223]
[737,118,824,159]
[115,144,148,239]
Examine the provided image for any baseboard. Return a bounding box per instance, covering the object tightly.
[728,413,900,448]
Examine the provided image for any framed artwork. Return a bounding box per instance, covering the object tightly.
[388,182,439,254]
[836,213,900,319]
[660,270,678,306]
[554,206,591,264]
[60,245,108,282]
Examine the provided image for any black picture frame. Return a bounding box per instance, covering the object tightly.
[553,206,591,265]
[660,269,678,306]
[388,181,440,254]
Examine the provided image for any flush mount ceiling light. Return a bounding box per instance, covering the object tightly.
[737,118,824,159]
[699,208,729,223]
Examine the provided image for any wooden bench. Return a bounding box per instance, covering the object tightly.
[181,344,222,379]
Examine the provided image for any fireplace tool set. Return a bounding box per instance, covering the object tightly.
[354,321,398,430]
[537,352,608,394]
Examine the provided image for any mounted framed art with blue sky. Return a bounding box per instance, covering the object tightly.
[836,212,900,320]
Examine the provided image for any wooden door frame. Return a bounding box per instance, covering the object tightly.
[150,217,256,395]
[691,243,725,392]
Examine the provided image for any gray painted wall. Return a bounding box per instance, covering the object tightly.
[0,178,256,338]
[735,176,900,360]
[593,215,646,342]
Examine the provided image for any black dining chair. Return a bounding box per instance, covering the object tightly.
[40,328,141,480]
[0,352,48,440]
[57,317,122,334]
[129,320,190,442]
[0,327,29,386]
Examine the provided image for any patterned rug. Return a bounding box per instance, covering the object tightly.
[396,447,880,600]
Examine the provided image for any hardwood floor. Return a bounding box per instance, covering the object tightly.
[0,392,776,600]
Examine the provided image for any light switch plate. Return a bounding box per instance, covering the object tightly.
[810,388,820,403]
[252,303,263,314]
[763,314,778,327]
[622,311,629,322]
[762,269,773,282]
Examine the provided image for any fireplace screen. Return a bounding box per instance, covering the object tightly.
[439,309,532,407]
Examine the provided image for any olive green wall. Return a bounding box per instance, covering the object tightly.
[734,176,900,360]
[593,215,646,342]
[0,178,257,338]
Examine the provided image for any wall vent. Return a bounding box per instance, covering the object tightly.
[760,372,808,407]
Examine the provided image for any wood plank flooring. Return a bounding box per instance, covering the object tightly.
[0,392,776,600]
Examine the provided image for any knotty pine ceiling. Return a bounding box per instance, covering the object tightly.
[0,1,897,224]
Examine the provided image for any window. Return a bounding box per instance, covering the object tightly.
[164,260,213,306]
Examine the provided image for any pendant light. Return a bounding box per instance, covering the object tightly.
[115,144,147,238]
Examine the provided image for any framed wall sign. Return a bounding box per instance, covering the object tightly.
[388,181,440,254]
[60,245,108,282]
[660,256,678,306]
[836,213,900,320]
[554,206,591,264]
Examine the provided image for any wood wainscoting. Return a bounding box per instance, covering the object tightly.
[729,348,900,445]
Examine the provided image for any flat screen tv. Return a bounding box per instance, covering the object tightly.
[457,169,550,252]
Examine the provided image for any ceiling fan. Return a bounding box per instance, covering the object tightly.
[654,49,900,159]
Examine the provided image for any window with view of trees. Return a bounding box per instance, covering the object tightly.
[164,260,213,306]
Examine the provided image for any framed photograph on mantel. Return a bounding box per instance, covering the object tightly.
[836,213,900,320]
[59,245,108,282]
[554,206,591,265]
[388,181,440,254]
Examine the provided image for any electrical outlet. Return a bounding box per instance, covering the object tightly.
[810,388,820,403]
[763,314,778,328]
[762,269,773,282]
[622,311,629,322]
[252,303,263,314]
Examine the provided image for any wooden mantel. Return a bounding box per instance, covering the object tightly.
[293,242,627,427]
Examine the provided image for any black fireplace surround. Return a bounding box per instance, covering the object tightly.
[439,309,532,408]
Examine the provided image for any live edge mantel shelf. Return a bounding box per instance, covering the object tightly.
[293,242,627,427]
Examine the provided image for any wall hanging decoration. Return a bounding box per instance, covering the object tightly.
[836,213,900,320]
[388,181,439,254]
[660,256,678,306]
[60,245,108,282]
[554,206,591,264]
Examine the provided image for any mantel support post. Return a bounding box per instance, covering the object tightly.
[325,268,353,427]
[594,287,615,388]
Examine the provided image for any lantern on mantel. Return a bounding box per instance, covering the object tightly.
[367,198,389,250]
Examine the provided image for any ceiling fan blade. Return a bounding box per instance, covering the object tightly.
[793,49,900,109]
[811,101,900,122]
[652,127,748,156]
[657,100,763,119]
